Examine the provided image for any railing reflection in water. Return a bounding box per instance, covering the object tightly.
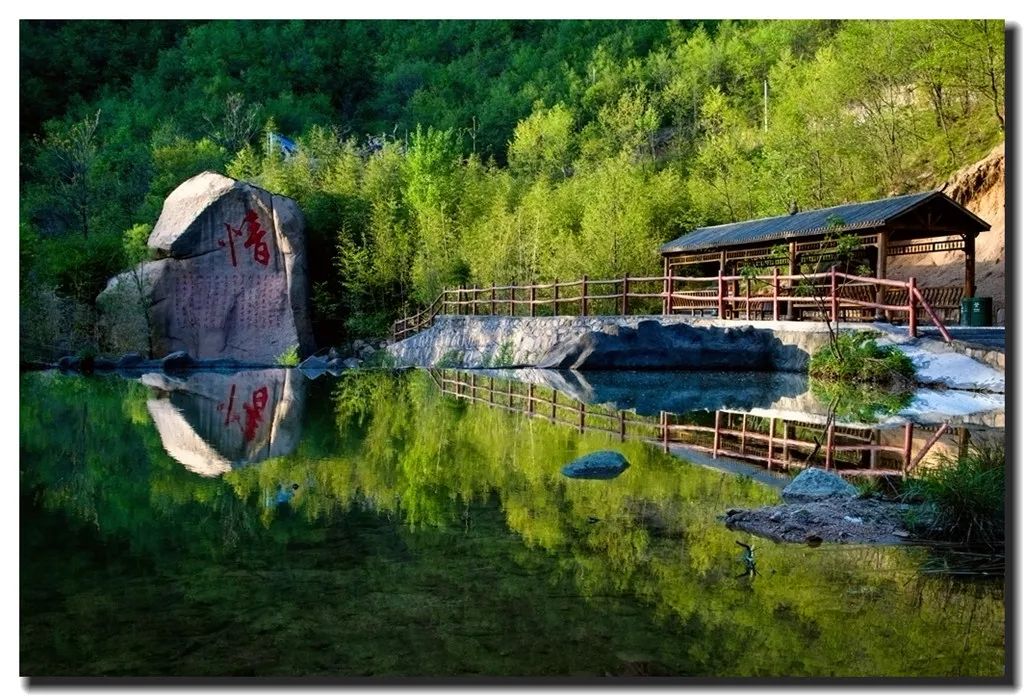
[431,369,963,479]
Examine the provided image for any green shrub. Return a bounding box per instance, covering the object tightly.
[362,349,397,369]
[902,443,1004,545]
[809,331,915,387]
[276,345,300,367]
[482,341,516,368]
[436,350,463,368]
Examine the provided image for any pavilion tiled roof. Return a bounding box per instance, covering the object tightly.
[660,191,989,254]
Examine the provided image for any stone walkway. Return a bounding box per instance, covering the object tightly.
[919,326,1006,351]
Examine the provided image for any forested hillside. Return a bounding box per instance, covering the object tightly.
[19,19,1005,354]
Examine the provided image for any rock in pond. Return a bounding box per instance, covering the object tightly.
[299,354,329,370]
[93,357,118,371]
[782,467,859,503]
[561,450,629,480]
[57,355,80,371]
[161,350,195,371]
[118,352,146,368]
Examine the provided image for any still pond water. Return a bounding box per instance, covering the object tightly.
[20,369,1004,677]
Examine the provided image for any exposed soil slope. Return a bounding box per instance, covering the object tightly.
[889,142,1005,323]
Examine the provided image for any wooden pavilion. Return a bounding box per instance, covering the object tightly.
[659,191,990,320]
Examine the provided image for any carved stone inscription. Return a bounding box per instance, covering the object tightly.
[97,171,316,362]
[172,272,285,330]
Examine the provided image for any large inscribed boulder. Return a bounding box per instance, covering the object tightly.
[99,172,314,363]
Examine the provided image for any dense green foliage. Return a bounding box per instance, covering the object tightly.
[809,331,917,386]
[20,371,1004,676]
[19,20,1005,354]
[904,443,1005,546]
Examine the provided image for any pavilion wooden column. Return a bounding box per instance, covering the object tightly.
[719,251,728,319]
[964,232,977,298]
[662,255,670,315]
[786,241,798,320]
[875,230,889,321]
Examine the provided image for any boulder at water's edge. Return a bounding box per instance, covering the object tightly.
[98,172,315,364]
[782,467,859,503]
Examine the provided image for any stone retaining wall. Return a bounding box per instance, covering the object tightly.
[387,315,835,372]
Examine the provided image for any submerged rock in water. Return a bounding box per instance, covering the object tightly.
[562,450,629,480]
[782,467,859,503]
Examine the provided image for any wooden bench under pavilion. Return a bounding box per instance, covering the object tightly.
[659,191,990,323]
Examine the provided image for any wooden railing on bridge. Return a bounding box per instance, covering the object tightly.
[392,268,953,343]
[431,369,955,479]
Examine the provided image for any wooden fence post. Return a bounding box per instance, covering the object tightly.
[717,272,725,319]
[553,278,559,316]
[490,285,496,315]
[509,286,515,317]
[459,285,465,315]
[621,275,630,315]
[830,265,838,324]
[908,276,917,338]
[824,423,835,470]
[713,410,721,457]
[772,267,779,321]
[662,258,670,315]
[745,277,751,320]
[902,422,914,478]
[581,275,589,316]
[530,283,536,317]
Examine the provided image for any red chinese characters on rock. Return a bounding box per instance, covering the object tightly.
[217,384,270,443]
[242,386,269,442]
[219,210,271,267]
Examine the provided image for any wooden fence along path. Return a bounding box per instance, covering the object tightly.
[430,369,955,479]
[393,269,954,342]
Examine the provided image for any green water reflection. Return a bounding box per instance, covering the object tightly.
[20,370,1004,677]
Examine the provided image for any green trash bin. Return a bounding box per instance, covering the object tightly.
[960,297,973,326]
[969,297,993,326]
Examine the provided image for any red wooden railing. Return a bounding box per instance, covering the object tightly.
[392,268,953,343]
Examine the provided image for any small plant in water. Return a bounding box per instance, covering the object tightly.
[276,345,300,367]
[809,331,915,388]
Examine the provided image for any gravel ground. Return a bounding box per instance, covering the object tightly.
[723,497,919,544]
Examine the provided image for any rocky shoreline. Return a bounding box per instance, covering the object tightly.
[24,338,393,375]
[723,468,921,545]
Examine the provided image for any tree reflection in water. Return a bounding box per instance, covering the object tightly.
[20,370,1004,678]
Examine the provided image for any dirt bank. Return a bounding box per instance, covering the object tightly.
[724,496,919,544]
[889,142,1005,324]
